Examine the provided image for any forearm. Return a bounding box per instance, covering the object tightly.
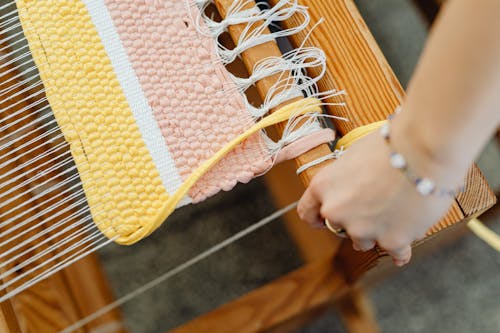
[392,0,500,186]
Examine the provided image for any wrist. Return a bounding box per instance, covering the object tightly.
[390,113,466,189]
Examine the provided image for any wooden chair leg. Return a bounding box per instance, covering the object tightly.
[265,155,380,333]
[336,288,379,333]
[169,256,350,333]
[0,297,21,333]
[64,254,128,333]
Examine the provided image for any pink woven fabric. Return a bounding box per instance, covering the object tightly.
[105,1,271,202]
[274,129,335,164]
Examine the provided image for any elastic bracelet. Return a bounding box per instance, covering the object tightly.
[380,112,465,197]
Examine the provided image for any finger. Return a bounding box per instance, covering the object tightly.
[297,186,324,228]
[351,237,376,252]
[387,245,412,267]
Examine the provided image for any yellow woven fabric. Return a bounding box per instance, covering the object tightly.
[17,0,169,244]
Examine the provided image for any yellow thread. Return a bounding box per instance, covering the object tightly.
[467,218,500,251]
[335,120,386,149]
[124,98,324,244]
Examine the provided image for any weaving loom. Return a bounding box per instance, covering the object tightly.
[0,0,496,332]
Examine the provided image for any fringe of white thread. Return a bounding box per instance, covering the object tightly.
[187,0,348,164]
[190,0,311,62]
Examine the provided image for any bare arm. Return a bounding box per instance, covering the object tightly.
[298,0,500,265]
[394,0,500,188]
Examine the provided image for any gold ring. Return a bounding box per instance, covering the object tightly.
[324,219,348,238]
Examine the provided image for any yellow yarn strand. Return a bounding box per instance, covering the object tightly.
[120,98,324,244]
[467,218,500,251]
[335,120,386,149]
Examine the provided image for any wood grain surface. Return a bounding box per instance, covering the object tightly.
[457,164,497,217]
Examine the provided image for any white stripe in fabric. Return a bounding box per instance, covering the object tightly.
[83,0,191,207]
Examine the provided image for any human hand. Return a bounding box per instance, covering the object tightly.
[297,131,455,266]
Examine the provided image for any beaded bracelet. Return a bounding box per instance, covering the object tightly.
[379,115,465,197]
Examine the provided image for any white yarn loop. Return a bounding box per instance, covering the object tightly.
[296,148,345,175]
[264,113,324,156]
[217,4,311,64]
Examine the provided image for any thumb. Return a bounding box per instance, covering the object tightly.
[297,185,324,228]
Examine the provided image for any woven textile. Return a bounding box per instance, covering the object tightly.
[16,0,274,244]
[104,0,271,203]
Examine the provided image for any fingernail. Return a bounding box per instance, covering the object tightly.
[394,259,406,267]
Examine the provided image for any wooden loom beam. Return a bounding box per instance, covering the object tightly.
[214,0,343,267]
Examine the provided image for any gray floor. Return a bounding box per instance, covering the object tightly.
[98,1,500,332]
[99,180,303,333]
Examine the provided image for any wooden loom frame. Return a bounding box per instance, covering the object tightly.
[0,0,496,332]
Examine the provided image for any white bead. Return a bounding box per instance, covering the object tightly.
[380,123,390,139]
[390,153,406,169]
[416,178,435,196]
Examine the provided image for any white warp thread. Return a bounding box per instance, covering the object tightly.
[296,149,344,175]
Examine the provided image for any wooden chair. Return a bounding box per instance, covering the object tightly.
[0,1,495,332]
